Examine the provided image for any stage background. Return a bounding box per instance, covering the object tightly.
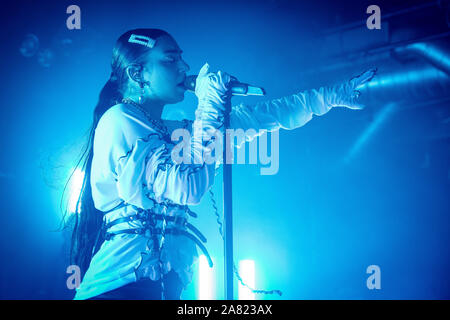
[0,0,449,299]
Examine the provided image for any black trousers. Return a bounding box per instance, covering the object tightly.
[89,270,183,300]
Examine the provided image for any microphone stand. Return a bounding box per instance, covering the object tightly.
[185,75,264,300]
[223,98,234,300]
[221,79,265,300]
[221,83,264,300]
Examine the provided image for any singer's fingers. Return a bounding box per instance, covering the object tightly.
[217,70,232,85]
[198,62,210,77]
[351,67,378,89]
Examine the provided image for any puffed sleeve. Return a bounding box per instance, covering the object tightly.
[230,86,337,147]
[93,104,216,209]
[142,139,216,206]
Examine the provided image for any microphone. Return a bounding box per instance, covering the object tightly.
[183,75,265,96]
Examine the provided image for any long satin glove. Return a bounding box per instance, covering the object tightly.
[230,68,377,146]
[191,63,232,163]
[325,68,377,110]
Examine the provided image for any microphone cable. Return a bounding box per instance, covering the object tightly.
[208,188,283,297]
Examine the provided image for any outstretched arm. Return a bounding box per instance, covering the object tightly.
[230,68,377,146]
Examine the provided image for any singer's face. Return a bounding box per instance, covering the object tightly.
[142,35,190,104]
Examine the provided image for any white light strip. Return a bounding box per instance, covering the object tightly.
[68,168,84,214]
[238,259,255,300]
[198,255,214,299]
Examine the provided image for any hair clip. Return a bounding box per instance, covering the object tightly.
[128,34,156,48]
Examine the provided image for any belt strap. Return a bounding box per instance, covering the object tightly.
[103,213,213,267]
[105,213,185,229]
[105,213,207,243]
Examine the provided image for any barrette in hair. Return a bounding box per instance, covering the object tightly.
[128,34,156,48]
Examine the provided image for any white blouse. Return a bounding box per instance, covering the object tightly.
[74,85,343,300]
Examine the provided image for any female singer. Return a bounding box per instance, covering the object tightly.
[68,28,375,300]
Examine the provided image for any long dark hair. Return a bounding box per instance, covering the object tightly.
[63,28,170,277]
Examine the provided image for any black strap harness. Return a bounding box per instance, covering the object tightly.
[101,206,213,268]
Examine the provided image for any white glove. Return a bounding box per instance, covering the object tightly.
[191,63,232,163]
[194,62,232,129]
[327,67,377,110]
[228,67,378,149]
[195,62,231,105]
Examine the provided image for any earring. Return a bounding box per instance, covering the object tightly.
[139,81,146,104]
